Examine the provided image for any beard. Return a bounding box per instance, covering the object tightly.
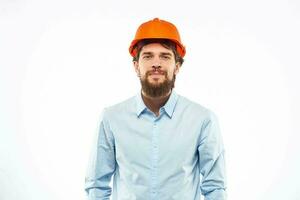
[140,70,176,98]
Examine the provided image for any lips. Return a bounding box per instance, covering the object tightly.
[149,71,165,75]
[150,73,163,76]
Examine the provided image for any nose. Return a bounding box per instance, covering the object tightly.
[152,56,161,69]
[152,65,161,71]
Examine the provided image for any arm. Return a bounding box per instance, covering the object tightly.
[85,109,116,200]
[198,110,227,200]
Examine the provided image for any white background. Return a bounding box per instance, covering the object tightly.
[1,0,299,199]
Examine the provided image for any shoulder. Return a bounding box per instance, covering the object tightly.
[177,94,219,122]
[100,95,136,120]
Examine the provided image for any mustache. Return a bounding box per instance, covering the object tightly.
[146,69,167,76]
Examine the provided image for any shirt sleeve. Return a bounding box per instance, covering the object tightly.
[198,110,227,200]
[85,108,116,200]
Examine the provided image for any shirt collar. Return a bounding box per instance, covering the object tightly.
[135,89,179,118]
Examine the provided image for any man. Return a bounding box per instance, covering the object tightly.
[85,18,227,200]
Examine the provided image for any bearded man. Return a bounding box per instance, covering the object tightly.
[85,18,227,200]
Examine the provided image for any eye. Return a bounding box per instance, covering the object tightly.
[143,55,152,59]
[161,55,171,60]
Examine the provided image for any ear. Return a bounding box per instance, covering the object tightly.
[133,61,140,76]
[174,62,181,75]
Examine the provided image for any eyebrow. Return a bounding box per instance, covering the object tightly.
[141,52,173,56]
[160,52,172,56]
[141,52,152,55]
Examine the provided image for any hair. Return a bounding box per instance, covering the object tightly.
[132,39,184,66]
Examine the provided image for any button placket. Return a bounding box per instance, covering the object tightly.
[151,120,159,199]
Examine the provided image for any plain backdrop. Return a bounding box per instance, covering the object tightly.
[1,0,300,199]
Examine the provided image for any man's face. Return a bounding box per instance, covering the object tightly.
[133,43,181,98]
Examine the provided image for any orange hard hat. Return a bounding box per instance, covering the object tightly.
[129,18,186,58]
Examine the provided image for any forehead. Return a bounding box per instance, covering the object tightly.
[140,43,174,54]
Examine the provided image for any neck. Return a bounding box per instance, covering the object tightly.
[141,89,172,116]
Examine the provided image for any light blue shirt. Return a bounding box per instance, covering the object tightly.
[85,89,227,200]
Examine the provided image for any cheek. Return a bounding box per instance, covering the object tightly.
[138,69,148,79]
[136,65,144,75]
[167,69,175,78]
[139,69,147,77]
[137,62,148,74]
